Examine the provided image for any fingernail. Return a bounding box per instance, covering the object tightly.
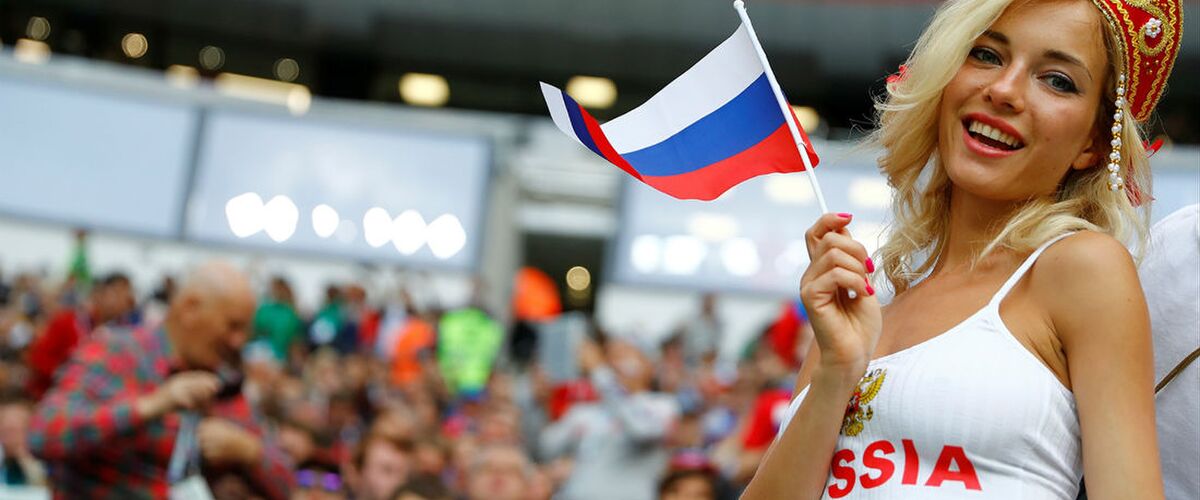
[836,212,853,219]
[866,282,876,296]
[865,258,875,273]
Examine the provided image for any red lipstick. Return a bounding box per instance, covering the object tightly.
[961,113,1025,159]
[964,113,1025,145]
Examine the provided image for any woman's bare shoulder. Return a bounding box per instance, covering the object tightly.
[1031,230,1144,331]
[1035,230,1135,281]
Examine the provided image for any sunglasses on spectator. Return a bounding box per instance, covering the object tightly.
[296,469,342,492]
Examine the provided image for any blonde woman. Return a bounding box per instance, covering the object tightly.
[743,0,1183,498]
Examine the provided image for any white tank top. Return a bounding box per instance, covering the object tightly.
[779,233,1082,499]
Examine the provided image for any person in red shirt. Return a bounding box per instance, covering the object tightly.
[29,261,292,499]
[730,302,813,484]
[26,272,135,400]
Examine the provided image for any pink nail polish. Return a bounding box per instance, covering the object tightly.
[865,258,875,273]
[866,284,875,296]
[836,212,853,219]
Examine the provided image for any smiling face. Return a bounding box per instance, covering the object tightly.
[937,0,1111,202]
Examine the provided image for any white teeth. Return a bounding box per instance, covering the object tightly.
[967,120,1022,148]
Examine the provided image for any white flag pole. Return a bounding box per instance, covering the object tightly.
[732,0,830,215]
[734,1,862,298]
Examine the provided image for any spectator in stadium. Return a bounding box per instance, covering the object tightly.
[310,285,349,353]
[722,303,813,485]
[658,469,717,500]
[64,229,91,300]
[390,473,451,500]
[0,268,11,308]
[278,416,326,471]
[25,271,135,399]
[388,309,437,390]
[540,336,679,500]
[254,276,303,363]
[0,290,36,357]
[293,467,346,500]
[464,444,533,500]
[437,306,503,398]
[0,394,45,486]
[29,261,292,498]
[140,275,177,330]
[676,293,722,369]
[657,450,721,500]
[410,436,449,479]
[347,432,414,500]
[344,283,380,354]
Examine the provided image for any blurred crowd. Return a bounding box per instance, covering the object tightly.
[0,236,816,500]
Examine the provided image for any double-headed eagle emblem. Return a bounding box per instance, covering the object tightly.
[841,368,887,437]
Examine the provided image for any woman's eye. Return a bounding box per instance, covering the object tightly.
[969,47,1001,65]
[1043,73,1078,93]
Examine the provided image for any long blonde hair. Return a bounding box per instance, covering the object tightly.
[870,0,1152,294]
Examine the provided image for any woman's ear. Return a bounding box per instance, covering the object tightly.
[1070,131,1103,171]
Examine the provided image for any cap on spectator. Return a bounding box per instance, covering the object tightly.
[667,449,718,475]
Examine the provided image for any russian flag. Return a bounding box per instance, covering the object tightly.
[540,23,819,201]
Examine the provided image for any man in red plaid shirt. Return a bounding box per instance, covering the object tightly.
[29,261,293,499]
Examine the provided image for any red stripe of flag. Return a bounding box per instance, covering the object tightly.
[576,103,645,181]
[641,124,802,200]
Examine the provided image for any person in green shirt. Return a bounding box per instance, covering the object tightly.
[65,229,92,305]
[253,277,303,363]
[437,307,502,398]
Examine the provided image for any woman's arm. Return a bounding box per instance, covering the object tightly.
[743,366,867,499]
[1038,232,1164,499]
[742,213,882,500]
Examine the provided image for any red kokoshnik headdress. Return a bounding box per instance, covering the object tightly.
[1088,0,1182,200]
[1088,0,1183,123]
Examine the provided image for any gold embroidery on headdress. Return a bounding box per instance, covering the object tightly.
[1125,0,1173,57]
[1089,0,1182,121]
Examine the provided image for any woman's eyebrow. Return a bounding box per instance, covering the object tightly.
[1044,49,1094,84]
[983,29,1094,84]
[982,30,1008,44]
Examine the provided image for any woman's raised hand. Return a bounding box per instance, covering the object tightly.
[800,213,883,376]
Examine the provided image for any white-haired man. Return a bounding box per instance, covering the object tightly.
[30,261,292,499]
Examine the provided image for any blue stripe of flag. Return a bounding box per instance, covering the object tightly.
[622,73,785,177]
[562,92,604,158]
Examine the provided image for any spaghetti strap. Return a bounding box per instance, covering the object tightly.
[988,232,1078,308]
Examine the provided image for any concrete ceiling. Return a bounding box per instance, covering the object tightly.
[4,0,1198,138]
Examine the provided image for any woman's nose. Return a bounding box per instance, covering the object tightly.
[983,66,1026,113]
